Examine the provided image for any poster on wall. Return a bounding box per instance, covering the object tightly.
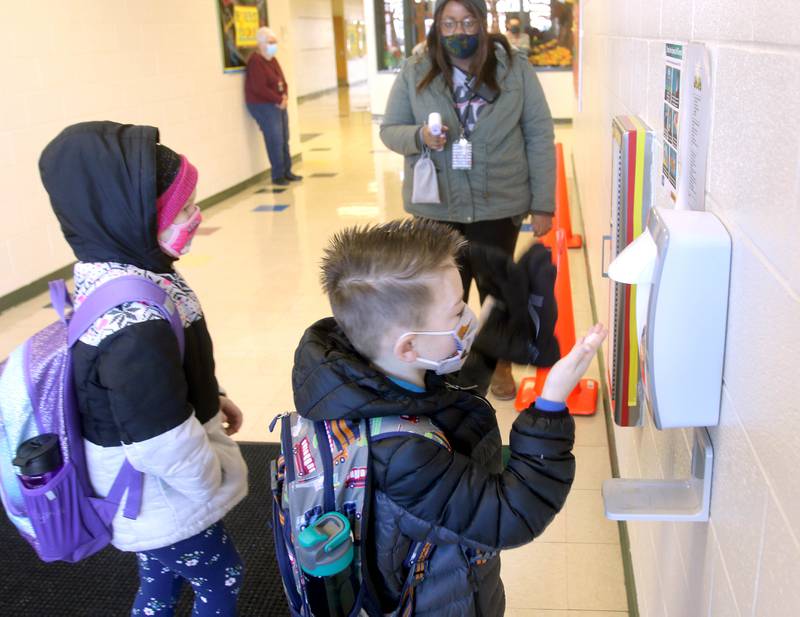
[661,42,712,211]
[346,21,367,60]
[217,0,269,73]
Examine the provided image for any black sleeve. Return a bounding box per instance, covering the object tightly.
[96,320,191,444]
[371,407,575,550]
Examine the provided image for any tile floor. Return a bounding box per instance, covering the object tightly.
[0,85,629,616]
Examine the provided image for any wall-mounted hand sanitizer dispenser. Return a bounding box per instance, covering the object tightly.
[608,207,731,429]
[603,207,731,522]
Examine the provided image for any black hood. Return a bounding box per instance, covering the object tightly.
[39,121,175,273]
[292,317,467,422]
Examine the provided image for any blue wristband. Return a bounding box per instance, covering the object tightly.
[534,397,566,412]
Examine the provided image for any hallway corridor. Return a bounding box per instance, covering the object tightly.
[0,86,628,617]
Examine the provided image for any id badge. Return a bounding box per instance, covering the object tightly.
[452,138,472,171]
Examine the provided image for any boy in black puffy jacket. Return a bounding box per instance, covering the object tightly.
[292,218,606,616]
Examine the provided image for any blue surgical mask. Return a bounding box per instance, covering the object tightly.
[264,43,278,58]
[399,305,478,375]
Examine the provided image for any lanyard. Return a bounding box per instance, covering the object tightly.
[451,69,498,139]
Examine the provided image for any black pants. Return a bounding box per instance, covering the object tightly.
[428,217,522,395]
[437,217,522,303]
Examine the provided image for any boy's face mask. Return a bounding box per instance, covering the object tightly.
[400,305,478,375]
[158,205,202,258]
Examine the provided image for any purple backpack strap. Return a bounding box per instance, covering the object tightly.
[104,459,144,520]
[68,275,185,358]
[66,275,186,522]
[49,280,73,324]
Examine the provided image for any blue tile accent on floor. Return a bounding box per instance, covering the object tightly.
[253,205,289,212]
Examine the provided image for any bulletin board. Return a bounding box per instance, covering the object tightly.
[217,0,269,73]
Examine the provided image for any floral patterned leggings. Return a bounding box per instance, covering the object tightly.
[131,522,243,616]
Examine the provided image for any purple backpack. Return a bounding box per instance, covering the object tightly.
[0,275,184,562]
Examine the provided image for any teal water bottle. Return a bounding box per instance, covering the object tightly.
[297,512,356,617]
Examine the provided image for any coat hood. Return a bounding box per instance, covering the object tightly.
[39,121,175,273]
[292,317,467,422]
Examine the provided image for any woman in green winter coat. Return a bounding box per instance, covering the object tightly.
[380,0,557,400]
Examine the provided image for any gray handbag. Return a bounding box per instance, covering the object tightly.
[411,148,440,204]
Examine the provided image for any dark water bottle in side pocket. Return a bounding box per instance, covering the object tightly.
[13,434,63,489]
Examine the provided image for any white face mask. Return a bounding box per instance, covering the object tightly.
[262,43,278,58]
[399,305,478,375]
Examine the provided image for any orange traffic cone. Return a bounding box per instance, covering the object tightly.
[515,230,598,415]
[541,143,583,250]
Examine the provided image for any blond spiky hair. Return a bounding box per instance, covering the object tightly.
[320,218,466,358]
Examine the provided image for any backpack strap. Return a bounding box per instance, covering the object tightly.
[397,541,436,617]
[368,415,451,452]
[367,416,448,616]
[48,280,73,324]
[67,275,185,522]
[67,275,185,358]
[104,459,144,520]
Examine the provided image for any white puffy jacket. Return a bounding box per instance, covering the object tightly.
[85,412,247,552]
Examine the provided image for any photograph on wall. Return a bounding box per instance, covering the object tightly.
[665,66,672,101]
[669,145,677,183]
[671,67,681,106]
[217,0,269,72]
[672,109,679,144]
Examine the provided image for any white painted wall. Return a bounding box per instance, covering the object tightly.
[292,0,338,97]
[0,0,312,297]
[573,1,800,616]
[537,69,575,120]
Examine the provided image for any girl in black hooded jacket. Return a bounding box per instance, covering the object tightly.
[39,122,248,616]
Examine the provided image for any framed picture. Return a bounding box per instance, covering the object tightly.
[217,0,269,73]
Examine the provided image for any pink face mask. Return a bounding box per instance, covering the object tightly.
[158,206,202,258]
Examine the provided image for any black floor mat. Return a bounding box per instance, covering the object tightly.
[0,442,291,616]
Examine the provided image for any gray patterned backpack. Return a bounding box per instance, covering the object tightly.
[270,412,450,617]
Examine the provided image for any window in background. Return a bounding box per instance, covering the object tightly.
[493,0,575,68]
[375,0,433,71]
[374,0,575,71]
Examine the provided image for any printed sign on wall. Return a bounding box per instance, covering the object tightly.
[233,5,260,48]
[661,42,712,211]
[217,0,269,73]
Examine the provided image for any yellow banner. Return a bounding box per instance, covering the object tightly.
[234,6,259,48]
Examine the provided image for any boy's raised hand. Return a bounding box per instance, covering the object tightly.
[540,324,608,404]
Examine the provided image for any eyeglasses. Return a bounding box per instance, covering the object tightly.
[439,18,480,35]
